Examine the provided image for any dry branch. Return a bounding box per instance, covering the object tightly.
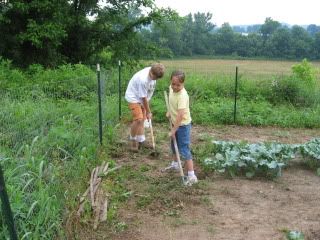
[77,162,121,229]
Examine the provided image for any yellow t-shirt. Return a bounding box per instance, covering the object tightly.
[169,86,191,125]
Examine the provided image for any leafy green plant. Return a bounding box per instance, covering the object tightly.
[201,140,297,178]
[286,230,305,240]
[300,138,320,174]
[292,59,317,85]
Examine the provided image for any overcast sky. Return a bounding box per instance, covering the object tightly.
[154,0,320,26]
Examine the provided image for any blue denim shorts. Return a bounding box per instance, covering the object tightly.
[171,123,192,160]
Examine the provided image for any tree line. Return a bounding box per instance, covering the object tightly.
[1,1,320,68]
[141,15,320,60]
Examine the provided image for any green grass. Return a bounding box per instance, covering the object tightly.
[0,97,106,239]
[0,61,120,239]
[1,152,63,239]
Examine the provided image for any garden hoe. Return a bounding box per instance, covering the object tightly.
[164,91,188,185]
[148,119,160,157]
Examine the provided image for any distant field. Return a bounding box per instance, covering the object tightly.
[157,59,320,78]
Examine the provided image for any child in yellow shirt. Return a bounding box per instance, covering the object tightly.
[166,70,198,185]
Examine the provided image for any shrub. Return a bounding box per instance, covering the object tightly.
[292,58,317,86]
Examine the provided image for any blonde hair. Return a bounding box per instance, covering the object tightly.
[171,70,185,83]
[150,63,165,79]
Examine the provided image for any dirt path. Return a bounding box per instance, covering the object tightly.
[104,125,320,240]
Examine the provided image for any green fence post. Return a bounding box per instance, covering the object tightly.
[234,66,238,124]
[0,165,18,240]
[118,60,122,120]
[97,64,103,145]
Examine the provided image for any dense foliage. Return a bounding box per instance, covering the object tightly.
[0,0,174,67]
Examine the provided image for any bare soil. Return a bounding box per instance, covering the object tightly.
[89,125,320,240]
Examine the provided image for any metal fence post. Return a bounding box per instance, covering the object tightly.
[97,64,103,145]
[0,165,18,240]
[234,66,238,124]
[118,60,122,120]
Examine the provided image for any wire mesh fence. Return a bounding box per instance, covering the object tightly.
[1,59,320,157]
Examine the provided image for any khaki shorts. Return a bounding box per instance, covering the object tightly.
[128,103,146,121]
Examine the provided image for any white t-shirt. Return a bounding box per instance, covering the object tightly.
[125,67,156,104]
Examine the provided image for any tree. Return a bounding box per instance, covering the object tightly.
[142,12,185,57]
[0,0,174,67]
[232,26,246,33]
[214,23,235,55]
[180,14,194,55]
[266,27,292,58]
[290,25,312,58]
[260,17,281,40]
[247,24,261,33]
[313,32,320,59]
[259,18,286,57]
[0,0,68,67]
[192,12,215,55]
[306,24,320,37]
[246,33,263,56]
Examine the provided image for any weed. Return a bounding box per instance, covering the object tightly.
[169,217,187,227]
[207,225,216,234]
[114,221,128,233]
[200,196,211,205]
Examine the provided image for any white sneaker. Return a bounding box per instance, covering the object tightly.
[184,175,198,186]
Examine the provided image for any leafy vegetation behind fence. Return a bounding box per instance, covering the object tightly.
[151,59,320,127]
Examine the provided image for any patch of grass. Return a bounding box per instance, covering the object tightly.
[197,133,214,142]
[200,196,211,205]
[136,195,153,209]
[169,217,187,227]
[139,164,151,172]
[114,221,128,233]
[164,209,181,217]
[206,225,216,234]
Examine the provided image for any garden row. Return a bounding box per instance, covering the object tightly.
[198,138,320,178]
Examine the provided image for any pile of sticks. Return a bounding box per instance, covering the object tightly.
[77,162,120,230]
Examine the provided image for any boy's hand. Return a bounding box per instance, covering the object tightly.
[166,112,171,118]
[146,112,152,120]
[168,129,176,138]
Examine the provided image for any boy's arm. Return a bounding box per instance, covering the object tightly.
[169,109,185,137]
[142,97,152,119]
